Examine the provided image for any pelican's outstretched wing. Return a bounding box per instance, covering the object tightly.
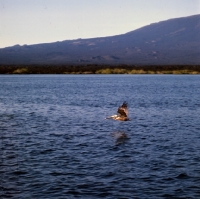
[117,102,128,117]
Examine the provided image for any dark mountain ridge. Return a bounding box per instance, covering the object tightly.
[0,14,200,65]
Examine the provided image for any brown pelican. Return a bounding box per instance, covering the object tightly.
[106,102,130,121]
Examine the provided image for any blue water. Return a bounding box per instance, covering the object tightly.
[1,75,200,198]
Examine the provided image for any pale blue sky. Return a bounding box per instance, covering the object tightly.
[0,0,199,48]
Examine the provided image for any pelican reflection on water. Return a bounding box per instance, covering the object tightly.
[105,102,130,121]
[111,131,129,145]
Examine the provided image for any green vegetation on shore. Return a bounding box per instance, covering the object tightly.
[0,65,200,74]
[96,68,199,74]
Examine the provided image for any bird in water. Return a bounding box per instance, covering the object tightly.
[105,101,130,121]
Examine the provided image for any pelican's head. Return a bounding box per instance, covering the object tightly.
[105,115,118,119]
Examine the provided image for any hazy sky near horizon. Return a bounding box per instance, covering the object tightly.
[0,0,199,48]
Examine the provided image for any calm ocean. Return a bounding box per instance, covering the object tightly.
[1,75,200,198]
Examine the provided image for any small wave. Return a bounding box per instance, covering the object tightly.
[176,173,190,179]
[40,149,54,154]
[12,170,28,175]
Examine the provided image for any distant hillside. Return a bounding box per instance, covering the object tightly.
[0,14,200,65]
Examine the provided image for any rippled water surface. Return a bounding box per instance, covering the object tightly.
[1,75,200,198]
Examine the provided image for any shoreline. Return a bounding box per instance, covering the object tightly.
[0,65,200,74]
